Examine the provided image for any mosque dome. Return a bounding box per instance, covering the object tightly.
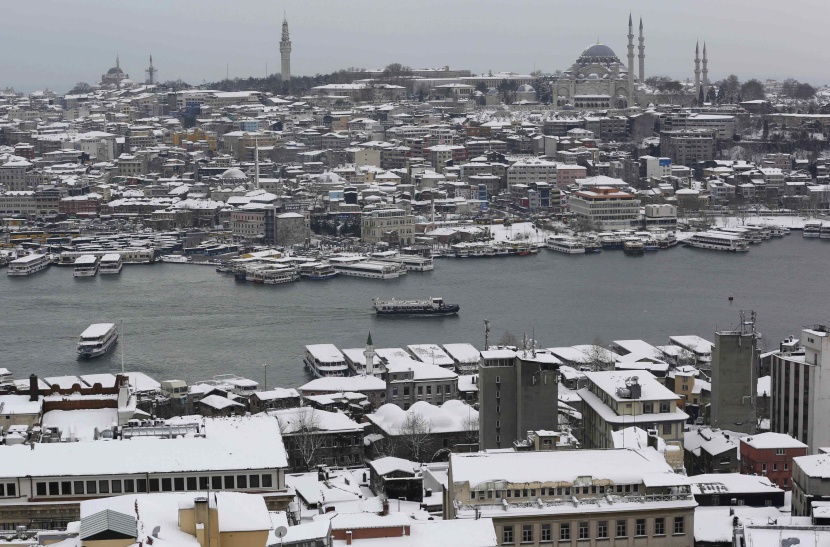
[220,168,247,180]
[107,67,124,75]
[517,84,535,93]
[577,43,620,65]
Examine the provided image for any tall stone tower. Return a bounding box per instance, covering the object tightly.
[627,14,635,105]
[280,15,292,83]
[694,41,701,98]
[638,18,645,83]
[702,42,709,93]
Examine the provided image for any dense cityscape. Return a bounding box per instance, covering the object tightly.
[2,5,830,547]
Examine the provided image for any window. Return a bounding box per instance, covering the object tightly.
[785,463,789,471]
[522,524,533,543]
[87,481,98,494]
[237,475,247,489]
[74,481,84,495]
[174,477,184,491]
[262,474,273,487]
[48,482,59,496]
[559,523,571,541]
[616,520,627,538]
[776,448,786,455]
[597,521,608,539]
[503,526,514,544]
[579,522,589,539]
[635,519,646,537]
[417,386,423,395]
[662,423,672,435]
[212,476,222,489]
[660,402,670,413]
[111,481,122,494]
[392,387,398,397]
[137,479,147,492]
[541,524,551,542]
[36,483,46,496]
[98,480,110,494]
[187,477,197,490]
[644,403,653,413]
[773,463,778,471]
[445,385,452,394]
[6,484,14,497]
[655,517,665,535]
[426,386,432,395]
[161,478,172,492]
[199,477,209,490]
[404,387,410,396]
[673,517,685,535]
[61,481,72,495]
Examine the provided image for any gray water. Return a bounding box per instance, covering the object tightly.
[1,236,828,388]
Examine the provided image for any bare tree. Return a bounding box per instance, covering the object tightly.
[498,331,519,347]
[581,337,613,371]
[395,412,434,463]
[277,408,326,471]
[460,414,480,447]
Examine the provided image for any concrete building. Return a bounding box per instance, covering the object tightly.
[683,427,741,475]
[659,129,715,167]
[568,186,641,231]
[446,448,696,547]
[792,452,830,515]
[711,316,759,434]
[771,325,830,453]
[274,212,308,247]
[360,208,415,245]
[506,158,558,189]
[477,348,560,450]
[578,370,688,450]
[271,407,363,471]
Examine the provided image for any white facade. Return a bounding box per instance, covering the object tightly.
[506,159,558,189]
[569,186,641,230]
[361,208,415,245]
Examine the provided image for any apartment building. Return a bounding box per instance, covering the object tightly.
[659,130,715,167]
[506,158,558,189]
[446,449,696,547]
[568,186,641,231]
[360,208,415,245]
[578,370,688,450]
[740,432,807,490]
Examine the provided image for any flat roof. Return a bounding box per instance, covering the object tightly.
[81,323,116,339]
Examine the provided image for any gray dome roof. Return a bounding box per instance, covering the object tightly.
[220,168,247,180]
[107,67,124,75]
[581,44,616,58]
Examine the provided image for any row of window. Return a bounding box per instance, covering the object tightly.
[0,483,17,497]
[34,473,273,498]
[391,384,454,397]
[502,517,686,544]
[472,484,641,501]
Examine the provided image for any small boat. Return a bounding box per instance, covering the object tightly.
[298,261,338,280]
[641,237,660,252]
[372,296,460,316]
[99,253,123,274]
[582,235,602,254]
[546,236,585,254]
[78,323,118,359]
[623,238,645,256]
[160,254,191,264]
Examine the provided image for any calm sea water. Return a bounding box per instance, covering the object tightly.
[1,236,828,387]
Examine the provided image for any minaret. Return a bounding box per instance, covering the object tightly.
[116,54,122,90]
[280,15,292,83]
[702,42,709,93]
[694,41,701,99]
[363,332,375,376]
[638,18,645,83]
[627,14,635,105]
[146,55,157,85]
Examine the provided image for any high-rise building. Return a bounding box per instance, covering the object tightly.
[280,16,292,82]
[477,345,559,450]
[711,312,759,434]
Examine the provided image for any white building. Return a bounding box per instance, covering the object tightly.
[506,158,558,189]
[361,208,416,245]
[568,186,641,230]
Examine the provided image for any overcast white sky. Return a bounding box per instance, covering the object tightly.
[2,0,827,92]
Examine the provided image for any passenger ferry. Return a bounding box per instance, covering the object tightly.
[7,253,50,276]
[685,231,750,252]
[73,254,99,277]
[298,261,338,280]
[803,221,822,238]
[821,222,830,239]
[371,250,434,271]
[330,257,405,279]
[246,266,299,285]
[77,323,118,359]
[582,235,602,253]
[623,238,645,255]
[598,232,623,249]
[99,253,123,274]
[545,236,585,254]
[58,248,155,266]
[303,344,349,378]
[372,296,460,316]
[768,226,790,237]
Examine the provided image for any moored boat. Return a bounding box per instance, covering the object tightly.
[372,296,460,316]
[77,323,118,359]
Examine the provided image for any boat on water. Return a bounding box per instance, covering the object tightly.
[582,235,602,253]
[73,254,99,277]
[598,232,623,250]
[546,235,585,254]
[623,238,645,255]
[685,231,749,252]
[768,226,790,237]
[245,265,299,284]
[803,221,822,238]
[821,222,830,240]
[77,323,118,359]
[99,253,123,274]
[7,253,50,276]
[329,257,406,279]
[304,344,348,378]
[298,261,338,280]
[160,254,191,264]
[641,237,660,252]
[372,296,460,316]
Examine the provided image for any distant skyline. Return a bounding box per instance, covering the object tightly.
[2,0,828,93]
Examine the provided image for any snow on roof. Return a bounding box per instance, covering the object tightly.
[583,370,677,402]
[45,375,86,389]
[254,387,299,401]
[547,345,617,365]
[305,344,346,363]
[612,339,662,357]
[124,371,161,393]
[0,394,42,415]
[689,473,782,495]
[80,323,116,339]
[80,373,118,387]
[0,414,287,478]
[368,456,420,477]
[199,394,244,410]
[270,407,361,433]
[442,343,481,364]
[367,400,477,435]
[694,506,783,544]
[669,335,713,355]
[450,448,675,489]
[578,386,688,424]
[330,518,498,547]
[742,432,807,450]
[457,374,478,392]
[611,426,666,452]
[269,512,330,544]
[407,344,454,367]
[299,375,386,393]
[286,467,366,506]
[684,428,740,457]
[42,408,119,441]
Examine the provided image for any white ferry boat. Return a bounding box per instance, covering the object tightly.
[7,253,50,276]
[821,222,830,239]
[330,257,405,279]
[77,323,118,359]
[768,226,790,237]
[371,251,434,271]
[99,253,123,274]
[545,236,585,254]
[685,231,750,252]
[246,266,300,285]
[160,254,191,264]
[372,296,460,316]
[715,227,762,244]
[803,221,822,238]
[73,254,99,277]
[298,261,338,280]
[303,344,349,378]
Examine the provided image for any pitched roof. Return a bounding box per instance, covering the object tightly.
[80,509,137,540]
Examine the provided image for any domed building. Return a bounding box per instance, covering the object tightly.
[552,16,647,109]
[101,56,129,88]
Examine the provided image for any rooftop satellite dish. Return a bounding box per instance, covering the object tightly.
[275,526,287,539]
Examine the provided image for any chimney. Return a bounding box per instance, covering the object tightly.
[193,497,211,547]
[381,499,389,516]
[346,531,352,545]
[29,374,39,402]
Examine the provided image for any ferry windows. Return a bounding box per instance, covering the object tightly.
[249,475,260,488]
[224,476,235,489]
[36,483,46,496]
[174,478,184,491]
[137,479,147,492]
[99,481,110,494]
[61,482,72,495]
[86,481,97,494]
[161,478,172,492]
[49,482,59,496]
[111,481,122,494]
[237,475,247,489]
[261,474,273,488]
[187,477,197,490]
[212,477,222,489]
